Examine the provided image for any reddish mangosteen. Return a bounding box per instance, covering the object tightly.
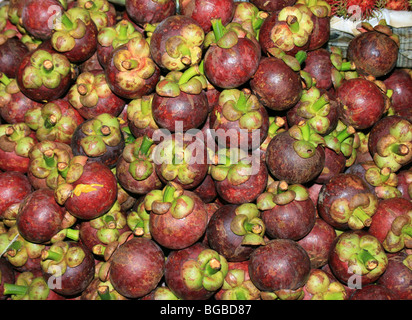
[105,34,160,100]
[336,78,387,130]
[377,251,412,300]
[349,284,398,300]
[314,147,346,184]
[248,239,311,298]
[67,69,126,119]
[54,158,118,220]
[0,171,32,221]
[152,66,209,132]
[257,181,316,241]
[71,113,125,168]
[16,48,73,103]
[0,36,29,79]
[203,20,261,89]
[250,56,302,112]
[206,203,265,262]
[384,68,412,122]
[125,0,176,26]
[179,0,235,33]
[41,240,95,297]
[302,268,348,300]
[24,99,84,145]
[146,182,208,250]
[303,48,334,90]
[397,168,412,200]
[209,88,269,151]
[250,0,296,12]
[164,242,229,300]
[21,0,66,41]
[16,188,78,244]
[193,174,217,203]
[328,230,388,286]
[347,21,399,78]
[148,15,205,71]
[368,197,412,253]
[266,122,325,184]
[317,173,379,230]
[0,258,15,300]
[297,218,337,269]
[80,52,103,73]
[109,237,165,299]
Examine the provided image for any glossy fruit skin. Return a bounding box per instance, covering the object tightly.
[149,191,208,250]
[248,239,311,291]
[206,204,258,262]
[250,0,296,12]
[383,69,412,122]
[42,241,95,297]
[193,174,217,203]
[303,49,334,90]
[0,171,32,220]
[347,30,398,78]
[0,38,29,79]
[16,188,66,244]
[126,0,176,26]
[266,131,325,184]
[314,147,346,184]
[63,161,118,220]
[109,237,165,299]
[349,284,398,300]
[203,37,261,89]
[250,57,302,111]
[308,15,330,51]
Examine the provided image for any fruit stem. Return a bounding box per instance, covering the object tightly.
[57,162,69,178]
[43,150,57,168]
[244,222,263,234]
[336,126,355,143]
[137,136,154,157]
[178,65,200,85]
[295,50,307,65]
[144,23,157,33]
[61,13,74,30]
[77,84,88,96]
[3,283,28,296]
[42,249,63,262]
[357,249,378,271]
[299,121,311,141]
[118,20,129,41]
[163,185,176,203]
[340,61,354,72]
[0,72,11,86]
[43,60,54,73]
[204,258,221,276]
[311,94,329,113]
[6,240,22,256]
[65,228,80,241]
[211,18,226,42]
[234,91,248,113]
[122,59,139,70]
[268,117,285,136]
[44,114,58,129]
[352,207,372,227]
[391,143,409,156]
[97,286,113,300]
[287,16,300,33]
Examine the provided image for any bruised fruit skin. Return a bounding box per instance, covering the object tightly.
[109,237,165,299]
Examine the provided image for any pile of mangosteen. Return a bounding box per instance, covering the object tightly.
[0,0,410,301]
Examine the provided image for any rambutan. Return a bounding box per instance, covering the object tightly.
[326,0,385,19]
[384,0,411,11]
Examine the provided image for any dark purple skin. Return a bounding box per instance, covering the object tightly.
[109,237,165,299]
[397,168,412,200]
[344,162,376,195]
[179,0,235,33]
[193,174,217,203]
[250,0,296,12]
[149,191,208,250]
[307,15,330,51]
[347,30,398,78]
[63,161,118,220]
[317,173,374,230]
[377,251,412,300]
[250,56,302,111]
[303,48,334,91]
[204,37,261,89]
[16,188,67,244]
[0,38,29,79]
[126,0,176,26]
[258,11,310,57]
[248,239,311,291]
[297,218,337,269]
[337,78,386,130]
[266,131,325,185]
[0,171,32,219]
[206,204,258,262]
[0,90,43,125]
[349,284,398,300]
[262,197,316,241]
[80,52,104,73]
[383,69,412,121]
[152,91,209,132]
[0,258,15,300]
[214,156,268,205]
[70,119,125,169]
[165,242,216,300]
[42,241,95,297]
[314,147,346,184]
[21,0,65,40]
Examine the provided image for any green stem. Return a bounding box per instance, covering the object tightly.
[311,94,329,113]
[97,286,113,300]
[163,185,176,203]
[402,225,412,238]
[117,21,129,42]
[42,249,63,262]
[43,151,57,168]
[122,59,139,70]
[391,143,409,156]
[178,65,200,85]
[44,115,57,129]
[300,122,311,141]
[340,61,354,72]
[3,283,28,296]
[0,72,11,86]
[295,50,307,65]
[58,163,69,178]
[234,91,248,113]
[243,222,262,234]
[268,117,285,136]
[61,13,74,30]
[138,136,154,157]
[198,60,205,75]
[288,20,300,33]
[357,249,378,271]
[65,228,80,241]
[204,259,221,276]
[211,18,226,42]
[336,126,355,143]
[352,207,371,226]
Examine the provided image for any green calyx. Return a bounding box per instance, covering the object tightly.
[296,0,331,18]
[261,288,304,300]
[329,47,358,89]
[127,94,159,131]
[155,65,207,97]
[0,123,36,158]
[257,180,309,210]
[123,135,155,181]
[363,163,401,200]
[22,50,71,91]
[335,232,388,278]
[162,23,204,71]
[297,87,332,135]
[80,113,123,157]
[382,212,412,253]
[218,88,263,130]
[305,269,346,300]
[230,203,266,245]
[4,272,50,300]
[41,241,86,277]
[126,200,151,238]
[373,119,412,172]
[182,249,228,292]
[98,19,141,49]
[144,183,195,219]
[232,2,268,39]
[288,121,325,159]
[78,0,111,30]
[210,152,254,186]
[330,192,378,230]
[221,268,261,300]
